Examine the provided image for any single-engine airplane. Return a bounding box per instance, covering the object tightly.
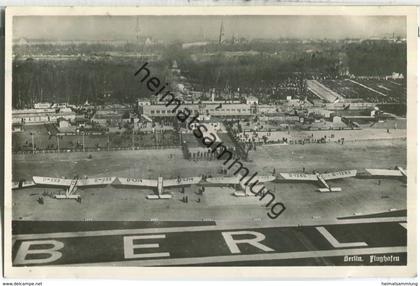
[278,170,357,192]
[113,176,202,199]
[205,175,276,197]
[32,176,116,200]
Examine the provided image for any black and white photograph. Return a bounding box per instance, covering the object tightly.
[3,6,417,278]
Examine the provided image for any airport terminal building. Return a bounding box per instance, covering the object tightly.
[140,102,255,118]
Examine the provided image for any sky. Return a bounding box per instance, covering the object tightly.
[13,15,406,42]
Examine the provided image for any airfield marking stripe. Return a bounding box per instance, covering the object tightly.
[12,217,407,240]
[330,217,407,224]
[400,223,407,229]
[347,79,388,97]
[70,246,407,266]
[316,227,368,248]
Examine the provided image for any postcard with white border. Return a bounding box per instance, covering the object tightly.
[4,5,417,279]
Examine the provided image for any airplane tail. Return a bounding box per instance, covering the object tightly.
[234,191,247,197]
[54,194,81,200]
[318,187,342,193]
[147,194,172,200]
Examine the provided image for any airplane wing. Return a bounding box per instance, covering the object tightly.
[206,176,240,184]
[238,175,276,187]
[278,173,318,181]
[32,176,73,187]
[322,170,357,181]
[207,175,275,185]
[163,177,202,187]
[22,181,36,188]
[33,176,116,188]
[113,177,158,187]
[11,180,43,190]
[77,177,116,187]
[365,169,404,177]
[252,175,276,183]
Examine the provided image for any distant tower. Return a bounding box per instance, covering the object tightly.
[218,20,225,44]
[232,32,239,44]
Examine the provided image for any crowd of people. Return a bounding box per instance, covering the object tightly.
[236,131,346,145]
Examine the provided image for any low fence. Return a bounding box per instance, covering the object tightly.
[12,145,181,155]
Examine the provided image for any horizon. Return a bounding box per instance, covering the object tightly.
[13,15,406,42]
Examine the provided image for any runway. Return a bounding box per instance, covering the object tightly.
[11,139,408,266]
[12,213,407,267]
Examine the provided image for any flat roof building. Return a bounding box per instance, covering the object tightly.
[142,103,254,118]
[12,108,76,125]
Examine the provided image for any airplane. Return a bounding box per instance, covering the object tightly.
[278,170,357,192]
[32,176,116,200]
[365,166,407,178]
[113,176,202,199]
[205,175,276,197]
